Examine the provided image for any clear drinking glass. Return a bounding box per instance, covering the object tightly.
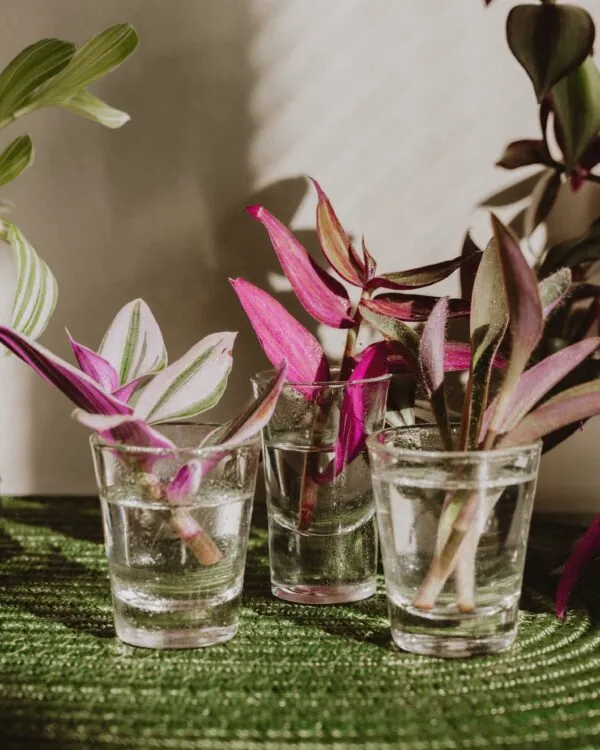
[252,370,391,604]
[91,424,260,649]
[368,425,541,658]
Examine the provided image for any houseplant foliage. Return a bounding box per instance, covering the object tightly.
[412,213,600,612]
[483,0,600,615]
[0,299,287,564]
[0,24,138,340]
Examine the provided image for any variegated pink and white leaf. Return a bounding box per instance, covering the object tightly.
[72,410,174,450]
[134,331,235,424]
[98,298,167,386]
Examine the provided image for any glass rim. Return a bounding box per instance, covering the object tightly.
[251,367,392,389]
[366,424,542,461]
[89,421,261,458]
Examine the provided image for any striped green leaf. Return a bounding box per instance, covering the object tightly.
[20,24,139,113]
[135,332,236,424]
[0,39,75,121]
[0,135,34,186]
[60,89,130,129]
[98,299,167,386]
[2,221,57,339]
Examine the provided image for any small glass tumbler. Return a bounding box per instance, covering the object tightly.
[367,426,541,658]
[252,370,391,604]
[91,424,260,649]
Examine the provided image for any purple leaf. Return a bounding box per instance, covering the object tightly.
[230,278,330,385]
[367,253,480,292]
[112,374,153,403]
[72,410,174,451]
[419,298,452,449]
[360,294,469,322]
[460,232,482,302]
[498,379,600,448]
[246,204,354,329]
[311,178,366,287]
[0,326,132,415]
[481,337,600,440]
[318,343,388,483]
[485,215,544,442]
[556,515,600,618]
[385,341,506,374]
[496,139,552,170]
[67,330,119,392]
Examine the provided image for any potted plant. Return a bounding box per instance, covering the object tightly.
[368,213,600,657]
[0,300,287,648]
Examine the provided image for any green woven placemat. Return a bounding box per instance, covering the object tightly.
[1,498,600,750]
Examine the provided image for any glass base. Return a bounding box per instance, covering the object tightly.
[115,619,238,649]
[391,627,517,658]
[272,580,376,604]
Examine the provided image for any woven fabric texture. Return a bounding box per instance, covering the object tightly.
[1,497,599,750]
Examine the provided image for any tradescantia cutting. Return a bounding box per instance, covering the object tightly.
[0,299,287,565]
[231,180,485,528]
[409,213,600,613]
[0,24,138,342]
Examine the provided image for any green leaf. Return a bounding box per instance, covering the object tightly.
[22,24,139,112]
[359,305,420,363]
[461,236,509,449]
[1,221,58,340]
[419,298,452,449]
[507,4,595,101]
[496,139,552,170]
[0,39,75,121]
[0,135,34,186]
[60,89,130,129]
[552,56,600,169]
[539,268,572,318]
[523,168,562,237]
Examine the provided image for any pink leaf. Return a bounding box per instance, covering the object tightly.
[556,515,600,618]
[67,330,119,392]
[481,337,600,439]
[318,343,389,483]
[245,205,354,329]
[230,278,330,386]
[383,341,506,374]
[72,410,174,450]
[360,294,469,322]
[311,178,366,287]
[0,326,131,416]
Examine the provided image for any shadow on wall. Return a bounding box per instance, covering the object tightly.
[12,0,317,494]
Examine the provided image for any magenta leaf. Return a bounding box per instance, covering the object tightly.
[481,337,600,440]
[556,515,600,618]
[419,298,452,449]
[0,326,131,415]
[385,341,506,374]
[230,278,330,385]
[318,343,388,483]
[360,294,469,322]
[72,410,174,450]
[112,374,153,403]
[67,330,119,392]
[246,204,354,329]
[311,178,365,287]
[367,253,480,292]
[498,379,600,448]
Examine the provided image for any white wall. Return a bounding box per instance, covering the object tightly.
[1,0,599,510]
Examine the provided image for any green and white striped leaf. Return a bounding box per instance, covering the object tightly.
[2,221,57,339]
[60,89,130,129]
[0,135,34,186]
[0,39,75,121]
[21,24,139,112]
[98,299,167,386]
[135,332,236,424]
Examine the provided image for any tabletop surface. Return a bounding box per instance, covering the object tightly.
[1,497,600,750]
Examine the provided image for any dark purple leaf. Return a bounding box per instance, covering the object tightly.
[460,232,482,301]
[496,139,552,170]
[556,515,600,618]
[367,253,479,292]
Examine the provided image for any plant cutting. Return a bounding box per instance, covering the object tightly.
[478,0,600,618]
[232,180,483,603]
[0,24,138,342]
[368,212,600,657]
[0,299,286,648]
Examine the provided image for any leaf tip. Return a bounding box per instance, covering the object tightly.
[244,204,263,220]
